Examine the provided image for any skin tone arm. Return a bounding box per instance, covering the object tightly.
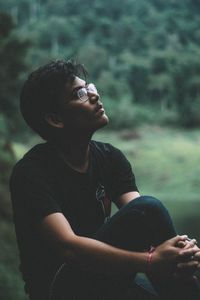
[41,212,147,277]
[40,210,200,279]
[115,191,140,208]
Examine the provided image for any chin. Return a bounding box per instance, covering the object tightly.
[99,113,109,125]
[94,115,109,131]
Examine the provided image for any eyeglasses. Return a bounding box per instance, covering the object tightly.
[71,83,98,103]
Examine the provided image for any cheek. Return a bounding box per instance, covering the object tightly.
[62,106,93,127]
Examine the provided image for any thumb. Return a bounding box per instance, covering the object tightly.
[169,235,188,246]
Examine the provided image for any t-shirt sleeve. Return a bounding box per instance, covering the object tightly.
[108,144,139,202]
[10,162,62,225]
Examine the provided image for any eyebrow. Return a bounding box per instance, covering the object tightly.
[70,87,82,98]
[71,83,91,98]
[71,81,87,93]
[71,86,82,93]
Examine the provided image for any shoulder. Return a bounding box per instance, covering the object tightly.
[90,140,121,156]
[90,140,129,168]
[91,140,127,160]
[10,142,52,185]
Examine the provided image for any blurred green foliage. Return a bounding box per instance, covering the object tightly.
[1,0,200,131]
[0,11,30,138]
[0,138,28,299]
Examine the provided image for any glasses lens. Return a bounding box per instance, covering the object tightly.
[76,84,98,102]
[77,88,88,102]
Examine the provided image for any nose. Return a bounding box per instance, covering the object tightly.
[88,91,100,104]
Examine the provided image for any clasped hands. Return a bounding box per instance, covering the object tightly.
[175,235,200,279]
[150,235,200,280]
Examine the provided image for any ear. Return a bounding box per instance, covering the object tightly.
[45,113,64,128]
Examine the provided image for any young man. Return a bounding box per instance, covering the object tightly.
[10,60,200,300]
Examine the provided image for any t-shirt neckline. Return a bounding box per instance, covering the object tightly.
[48,141,92,176]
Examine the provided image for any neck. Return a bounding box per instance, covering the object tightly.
[54,131,93,173]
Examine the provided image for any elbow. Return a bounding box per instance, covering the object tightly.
[57,234,79,263]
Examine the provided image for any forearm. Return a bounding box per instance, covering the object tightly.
[41,213,147,276]
[62,235,148,277]
[41,212,200,279]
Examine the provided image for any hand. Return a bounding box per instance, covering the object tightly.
[177,238,197,249]
[149,235,199,278]
[194,251,200,262]
[175,238,200,279]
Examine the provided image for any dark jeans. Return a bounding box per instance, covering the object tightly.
[53,196,199,300]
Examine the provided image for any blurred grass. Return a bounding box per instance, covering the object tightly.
[94,125,200,200]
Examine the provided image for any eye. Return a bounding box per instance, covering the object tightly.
[70,87,84,100]
[77,87,88,101]
[78,88,86,97]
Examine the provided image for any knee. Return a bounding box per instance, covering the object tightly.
[126,195,168,217]
[138,195,163,208]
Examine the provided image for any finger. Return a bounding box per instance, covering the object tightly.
[171,235,188,245]
[194,251,200,260]
[188,239,197,246]
[184,239,198,249]
[177,260,199,269]
[186,237,197,244]
[192,246,200,255]
[177,241,186,248]
[179,248,199,259]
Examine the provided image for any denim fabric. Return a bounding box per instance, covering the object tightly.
[94,195,176,249]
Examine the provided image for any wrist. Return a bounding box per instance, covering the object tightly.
[147,246,156,274]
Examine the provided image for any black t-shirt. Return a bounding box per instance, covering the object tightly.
[10,140,138,299]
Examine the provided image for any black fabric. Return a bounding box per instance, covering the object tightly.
[10,140,138,299]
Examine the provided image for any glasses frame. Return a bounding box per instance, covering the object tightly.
[72,83,98,103]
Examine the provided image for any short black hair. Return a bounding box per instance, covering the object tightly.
[20,59,87,140]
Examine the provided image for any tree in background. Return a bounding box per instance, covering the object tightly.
[0,11,30,139]
[0,10,30,224]
[0,12,31,299]
[1,0,200,128]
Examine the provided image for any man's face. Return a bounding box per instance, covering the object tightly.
[59,76,109,133]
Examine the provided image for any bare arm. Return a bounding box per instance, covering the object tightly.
[115,191,140,208]
[41,212,147,277]
[39,212,199,278]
